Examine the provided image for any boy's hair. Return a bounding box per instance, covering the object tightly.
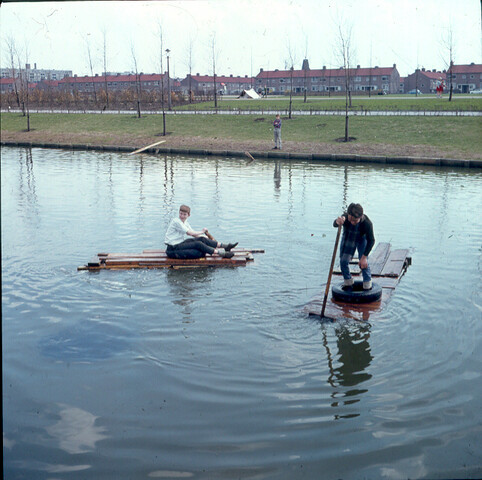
[347,203,363,219]
[179,204,191,214]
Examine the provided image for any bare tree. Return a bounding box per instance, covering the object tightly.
[157,23,167,135]
[17,41,31,130]
[335,21,354,141]
[286,41,297,119]
[4,36,21,107]
[102,27,109,108]
[303,37,308,103]
[441,26,456,101]
[85,34,98,105]
[131,42,142,118]
[211,34,218,109]
[185,36,194,104]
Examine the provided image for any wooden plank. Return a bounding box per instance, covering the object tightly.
[369,242,391,275]
[380,249,410,277]
[129,140,166,155]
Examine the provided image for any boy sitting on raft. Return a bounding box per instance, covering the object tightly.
[165,205,238,259]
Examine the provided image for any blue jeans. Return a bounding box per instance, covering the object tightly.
[274,129,282,149]
[340,236,372,282]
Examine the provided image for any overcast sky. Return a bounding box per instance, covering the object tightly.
[1,0,481,78]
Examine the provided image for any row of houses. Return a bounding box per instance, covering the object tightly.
[1,61,481,96]
[403,64,482,94]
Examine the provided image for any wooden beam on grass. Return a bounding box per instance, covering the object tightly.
[129,140,166,155]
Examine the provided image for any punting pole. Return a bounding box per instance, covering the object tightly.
[321,224,342,319]
[205,230,216,241]
[129,140,166,155]
[245,151,255,163]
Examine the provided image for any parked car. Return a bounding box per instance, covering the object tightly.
[469,89,482,94]
[407,89,422,94]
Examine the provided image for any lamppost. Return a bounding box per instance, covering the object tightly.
[165,48,171,111]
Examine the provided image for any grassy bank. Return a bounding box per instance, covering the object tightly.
[2,112,481,159]
[177,96,482,112]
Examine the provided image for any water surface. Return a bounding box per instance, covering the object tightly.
[2,147,481,479]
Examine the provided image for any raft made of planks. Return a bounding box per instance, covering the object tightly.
[78,247,264,271]
[305,242,411,321]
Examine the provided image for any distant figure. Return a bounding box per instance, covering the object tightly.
[436,81,444,98]
[334,203,375,290]
[164,205,238,259]
[273,114,282,150]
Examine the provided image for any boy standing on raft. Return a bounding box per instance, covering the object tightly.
[165,205,238,259]
[334,203,375,290]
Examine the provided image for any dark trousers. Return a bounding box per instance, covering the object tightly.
[166,237,217,259]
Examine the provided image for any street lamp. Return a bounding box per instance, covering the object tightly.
[165,48,171,110]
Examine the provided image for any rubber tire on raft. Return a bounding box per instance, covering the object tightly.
[331,280,382,304]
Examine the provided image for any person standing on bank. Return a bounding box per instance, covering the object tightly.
[273,114,282,150]
[165,205,238,259]
[334,203,375,290]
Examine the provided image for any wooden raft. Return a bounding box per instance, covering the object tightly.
[305,242,411,321]
[78,248,264,271]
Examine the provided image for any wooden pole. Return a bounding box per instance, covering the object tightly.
[129,140,166,155]
[321,224,342,318]
[245,151,255,163]
[205,230,216,242]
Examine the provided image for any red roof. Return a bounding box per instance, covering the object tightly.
[59,73,167,84]
[450,63,482,74]
[0,77,16,84]
[189,75,253,83]
[415,70,446,80]
[257,66,397,79]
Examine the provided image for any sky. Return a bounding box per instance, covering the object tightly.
[1,0,481,79]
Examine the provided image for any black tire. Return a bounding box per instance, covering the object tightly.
[332,280,382,304]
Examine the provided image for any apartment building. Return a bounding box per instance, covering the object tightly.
[180,74,254,95]
[1,64,71,82]
[58,73,174,93]
[448,63,482,93]
[255,63,400,94]
[404,68,446,94]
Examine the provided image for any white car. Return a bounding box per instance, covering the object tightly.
[469,89,482,94]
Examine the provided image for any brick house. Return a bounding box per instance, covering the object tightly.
[180,74,254,95]
[447,63,482,93]
[0,77,16,93]
[58,73,172,94]
[255,63,400,94]
[404,68,446,94]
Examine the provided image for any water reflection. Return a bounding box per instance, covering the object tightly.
[165,268,215,318]
[17,147,39,220]
[323,323,373,419]
[47,403,108,454]
[274,161,281,191]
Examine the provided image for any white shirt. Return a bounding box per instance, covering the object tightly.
[164,218,192,245]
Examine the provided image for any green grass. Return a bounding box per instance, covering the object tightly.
[176,95,482,112]
[2,112,481,158]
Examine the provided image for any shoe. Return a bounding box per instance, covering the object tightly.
[218,248,234,259]
[343,278,354,287]
[363,280,372,290]
[223,242,238,251]
[272,147,278,149]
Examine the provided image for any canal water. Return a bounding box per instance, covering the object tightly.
[2,146,481,479]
